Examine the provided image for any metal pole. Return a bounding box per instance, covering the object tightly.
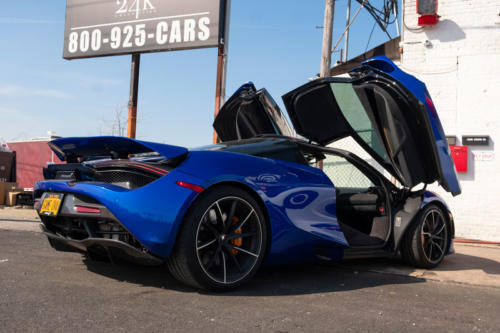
[331,1,366,55]
[393,2,400,36]
[319,0,335,170]
[127,53,141,139]
[344,0,351,63]
[213,0,231,144]
[320,0,335,78]
[219,1,231,112]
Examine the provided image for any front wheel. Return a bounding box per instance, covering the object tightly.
[401,205,449,269]
[167,186,268,291]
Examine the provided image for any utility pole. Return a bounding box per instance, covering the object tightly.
[320,0,335,78]
[319,0,335,170]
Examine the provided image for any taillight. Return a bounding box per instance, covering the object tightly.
[175,181,204,193]
[75,206,101,214]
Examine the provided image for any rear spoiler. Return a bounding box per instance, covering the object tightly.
[48,136,188,162]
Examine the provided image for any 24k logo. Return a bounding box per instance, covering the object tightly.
[116,0,156,19]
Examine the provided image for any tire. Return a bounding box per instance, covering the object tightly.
[167,185,268,291]
[401,204,449,269]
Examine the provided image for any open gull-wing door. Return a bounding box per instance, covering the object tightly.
[282,56,461,195]
[213,83,294,142]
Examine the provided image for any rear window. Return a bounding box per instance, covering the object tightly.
[197,140,308,165]
[255,148,308,165]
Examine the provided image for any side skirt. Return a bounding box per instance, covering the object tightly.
[342,248,395,260]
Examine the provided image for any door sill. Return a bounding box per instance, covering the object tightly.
[342,247,393,260]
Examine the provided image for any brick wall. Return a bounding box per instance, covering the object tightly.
[402,0,500,241]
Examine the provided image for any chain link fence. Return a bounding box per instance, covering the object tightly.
[323,137,401,188]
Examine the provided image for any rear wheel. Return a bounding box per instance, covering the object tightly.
[401,205,449,268]
[167,186,267,291]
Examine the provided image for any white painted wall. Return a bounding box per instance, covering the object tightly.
[401,0,500,241]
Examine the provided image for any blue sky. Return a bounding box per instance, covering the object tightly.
[0,0,399,147]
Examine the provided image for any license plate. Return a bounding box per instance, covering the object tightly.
[40,193,64,216]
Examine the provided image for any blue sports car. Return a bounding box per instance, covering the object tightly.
[35,57,461,291]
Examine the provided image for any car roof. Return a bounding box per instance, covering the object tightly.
[193,136,298,152]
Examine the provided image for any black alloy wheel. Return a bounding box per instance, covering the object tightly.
[195,196,263,285]
[402,204,449,268]
[167,186,267,291]
[420,208,448,265]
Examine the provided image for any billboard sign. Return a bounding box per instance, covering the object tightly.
[63,0,222,59]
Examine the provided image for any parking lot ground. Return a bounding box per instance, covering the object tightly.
[0,207,39,232]
[333,242,500,289]
[1,210,500,332]
[1,207,499,289]
[0,206,39,221]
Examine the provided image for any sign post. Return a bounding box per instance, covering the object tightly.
[127,53,141,139]
[213,0,231,144]
[63,0,228,139]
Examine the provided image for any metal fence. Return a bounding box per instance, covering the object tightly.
[324,137,400,188]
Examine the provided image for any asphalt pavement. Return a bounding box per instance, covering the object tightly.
[1,210,500,332]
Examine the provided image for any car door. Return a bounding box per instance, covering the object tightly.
[282,56,461,196]
[213,83,294,142]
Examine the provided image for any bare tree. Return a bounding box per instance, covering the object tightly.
[97,105,128,136]
[112,105,127,137]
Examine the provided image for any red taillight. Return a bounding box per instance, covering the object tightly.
[175,181,204,193]
[75,206,101,214]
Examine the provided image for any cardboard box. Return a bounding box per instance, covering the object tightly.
[6,191,22,206]
[0,182,17,205]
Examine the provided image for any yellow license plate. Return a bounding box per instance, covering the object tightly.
[40,194,64,216]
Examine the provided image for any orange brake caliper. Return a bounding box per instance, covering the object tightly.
[231,216,242,255]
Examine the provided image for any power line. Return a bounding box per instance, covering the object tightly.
[354,0,398,38]
[364,22,377,53]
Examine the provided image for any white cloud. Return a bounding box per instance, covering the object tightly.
[0,106,41,141]
[0,84,73,100]
[0,84,23,95]
[0,17,61,25]
[34,70,123,87]
[0,106,18,114]
[33,89,73,99]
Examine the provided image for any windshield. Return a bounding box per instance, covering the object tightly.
[330,82,389,164]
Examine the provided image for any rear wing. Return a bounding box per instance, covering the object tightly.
[48,136,188,163]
